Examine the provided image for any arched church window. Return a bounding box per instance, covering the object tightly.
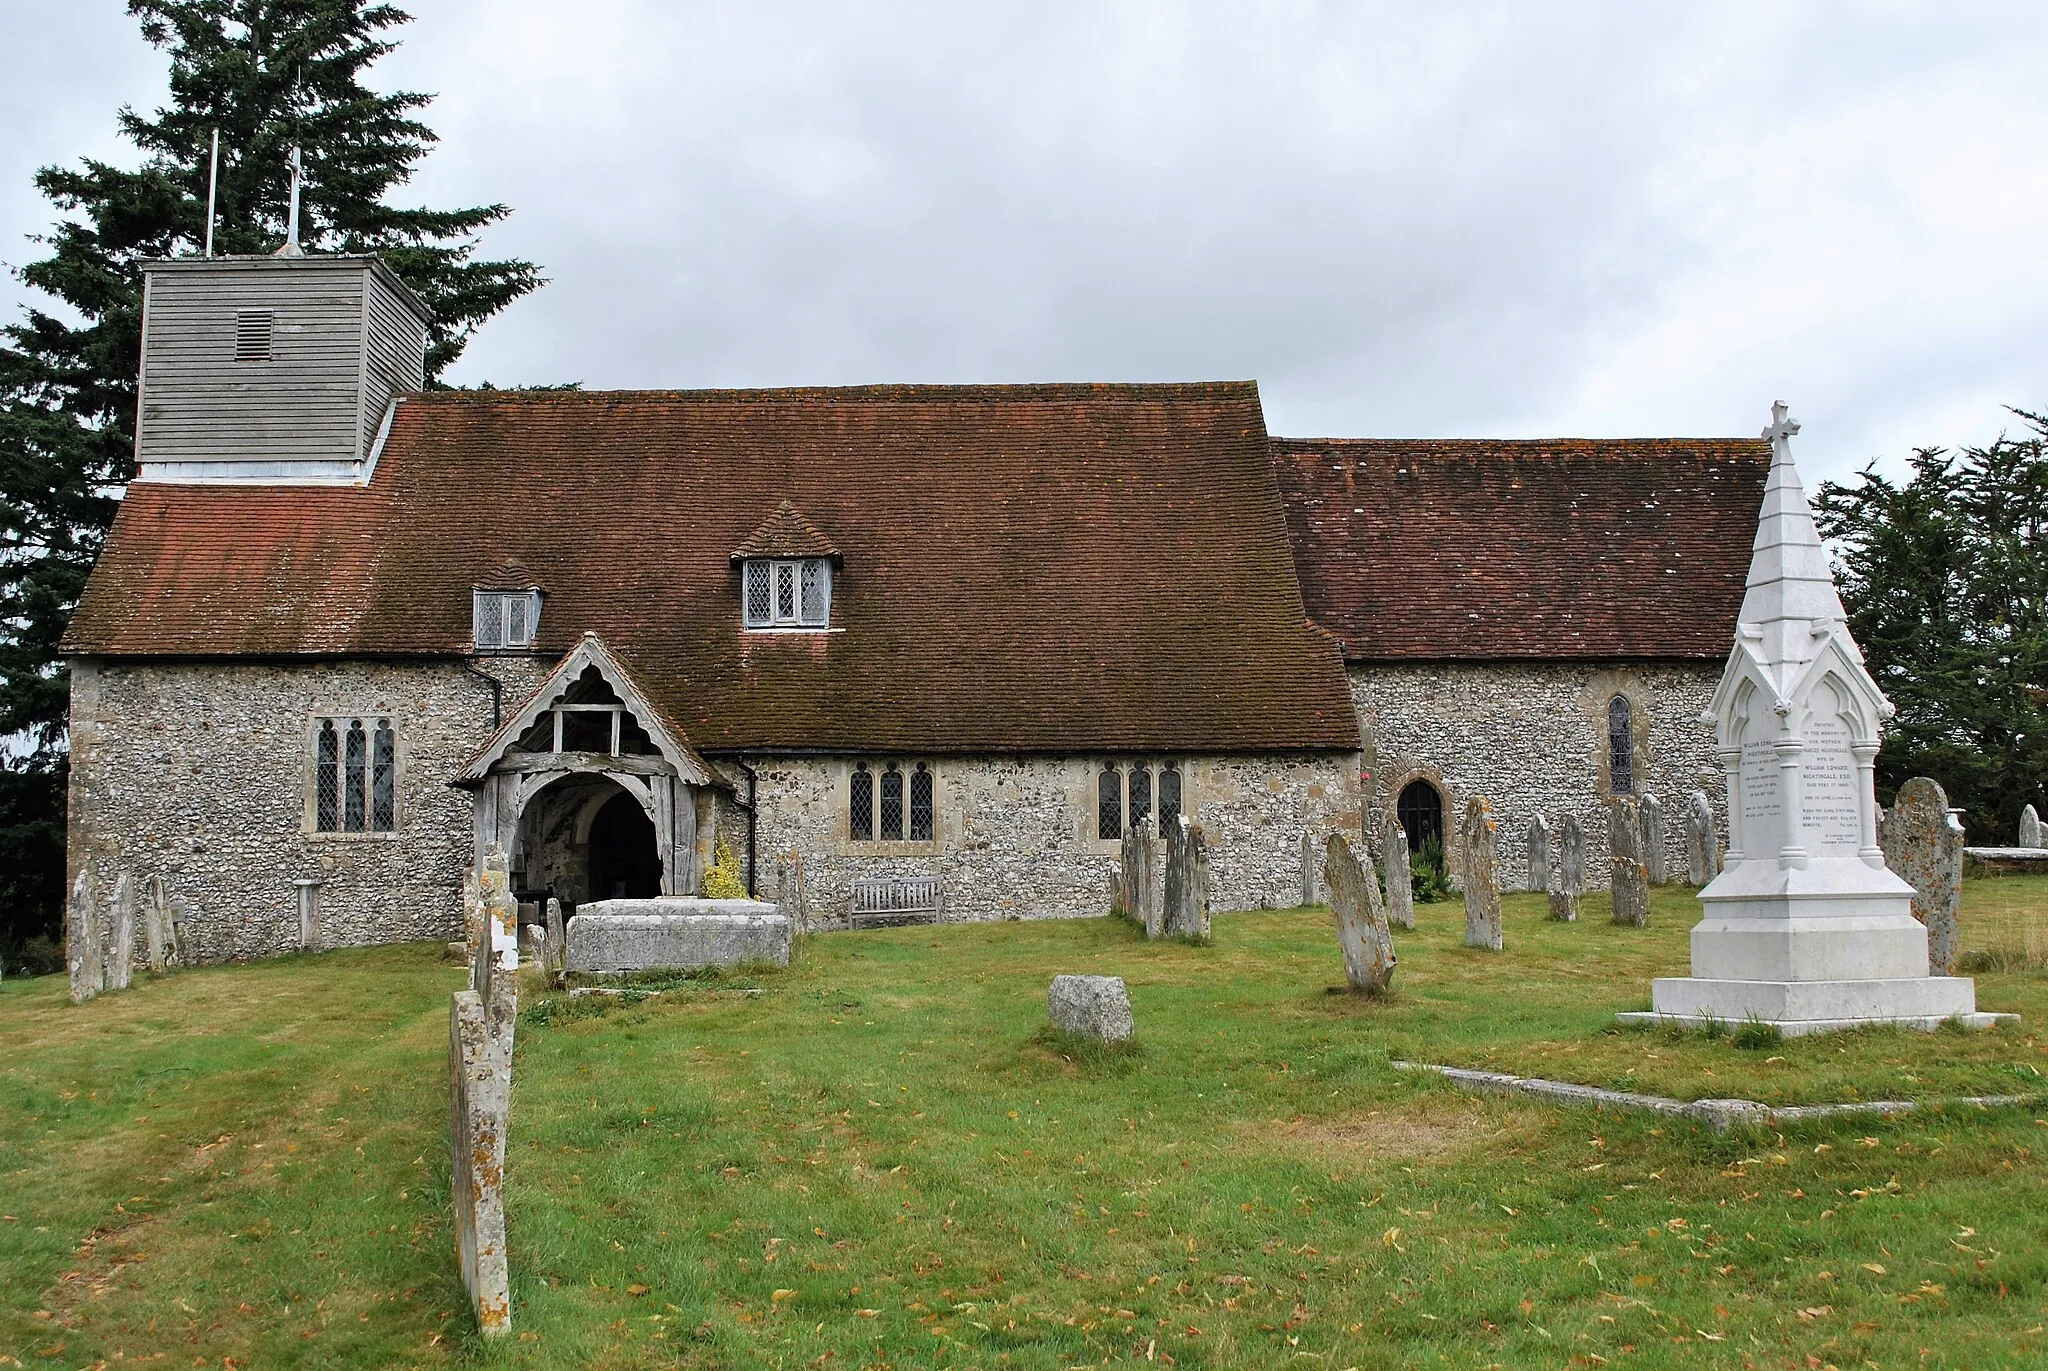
[1098,765,1123,841]
[1158,763,1183,831]
[909,763,934,841]
[1129,765,1152,833]
[316,720,339,832]
[880,763,905,840]
[850,763,873,840]
[371,720,396,831]
[1608,695,1635,795]
[344,720,368,832]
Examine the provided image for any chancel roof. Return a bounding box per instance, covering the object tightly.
[1270,437,1772,661]
[65,383,1360,754]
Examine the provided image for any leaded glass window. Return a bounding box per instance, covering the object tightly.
[371,720,396,831]
[316,720,339,832]
[473,589,541,649]
[344,720,368,832]
[1608,695,1635,795]
[880,763,905,840]
[909,763,934,841]
[1098,765,1122,841]
[1158,763,1182,831]
[742,558,832,629]
[800,560,827,622]
[745,561,772,624]
[850,763,873,840]
[1129,765,1152,833]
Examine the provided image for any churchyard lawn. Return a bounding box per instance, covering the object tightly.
[3,879,2045,1369]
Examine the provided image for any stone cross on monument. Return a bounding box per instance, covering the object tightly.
[1618,402,2011,1036]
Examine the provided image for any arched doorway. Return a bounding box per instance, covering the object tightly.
[1397,779,1445,853]
[588,789,662,900]
[512,773,663,909]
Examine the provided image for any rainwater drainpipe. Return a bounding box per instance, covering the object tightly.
[731,757,760,898]
[461,657,503,730]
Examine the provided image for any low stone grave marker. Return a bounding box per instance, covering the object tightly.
[1609,797,1649,927]
[1684,790,1719,886]
[1526,815,1551,894]
[1549,814,1585,922]
[1461,797,1502,950]
[2022,804,2044,850]
[1640,794,1668,885]
[1878,776,1964,975]
[1383,817,1415,931]
[1047,974,1134,1042]
[1324,833,1396,995]
[1298,828,1318,907]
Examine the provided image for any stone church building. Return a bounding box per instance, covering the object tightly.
[60,253,1769,961]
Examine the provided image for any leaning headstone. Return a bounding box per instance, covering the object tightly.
[1163,817,1210,939]
[2022,804,2045,850]
[143,874,172,972]
[1383,817,1415,931]
[1460,797,1502,950]
[1878,777,1964,975]
[1640,794,1668,885]
[1684,791,1718,886]
[544,897,567,977]
[1324,834,1396,994]
[105,872,136,991]
[1298,828,1318,907]
[1549,814,1585,922]
[1525,815,1551,894]
[1609,797,1649,927]
[67,870,100,1004]
[1046,974,1134,1042]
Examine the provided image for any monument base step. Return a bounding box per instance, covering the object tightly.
[1617,973,2016,1037]
[1616,1009,2018,1038]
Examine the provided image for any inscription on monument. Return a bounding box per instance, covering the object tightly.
[1800,717,1860,853]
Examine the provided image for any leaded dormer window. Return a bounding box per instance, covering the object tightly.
[474,588,542,650]
[742,557,832,630]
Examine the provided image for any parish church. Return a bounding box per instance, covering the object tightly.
[60,252,1770,961]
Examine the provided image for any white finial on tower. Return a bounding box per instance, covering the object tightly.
[276,145,304,257]
[1762,398,1800,458]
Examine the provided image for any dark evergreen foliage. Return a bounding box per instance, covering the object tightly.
[0,1,538,960]
[1814,413,2048,841]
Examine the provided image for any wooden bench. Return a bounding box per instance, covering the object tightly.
[850,876,942,928]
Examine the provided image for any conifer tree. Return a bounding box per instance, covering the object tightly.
[0,1,539,965]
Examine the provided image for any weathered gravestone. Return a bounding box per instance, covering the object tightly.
[1461,797,1503,950]
[143,874,173,973]
[1121,821,1163,937]
[1684,790,1719,886]
[1640,794,1668,885]
[1610,797,1649,927]
[2022,804,2045,850]
[293,878,324,952]
[105,871,136,992]
[67,870,100,1005]
[1878,777,1964,975]
[1298,828,1318,907]
[451,845,520,1337]
[1549,814,1585,922]
[1324,834,1396,995]
[1163,817,1210,939]
[545,897,567,978]
[1526,815,1551,894]
[1047,974,1134,1042]
[1383,817,1416,931]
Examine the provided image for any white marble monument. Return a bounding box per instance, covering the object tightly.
[1619,404,2011,1036]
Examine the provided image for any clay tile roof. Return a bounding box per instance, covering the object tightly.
[729,499,839,563]
[1271,437,1771,661]
[65,383,1360,755]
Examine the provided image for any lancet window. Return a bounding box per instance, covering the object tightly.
[1608,695,1635,795]
[314,716,398,833]
[1095,761,1184,840]
[848,760,936,843]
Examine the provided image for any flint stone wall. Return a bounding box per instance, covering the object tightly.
[1350,661,1721,891]
[749,753,1359,924]
[67,658,552,964]
[565,902,790,972]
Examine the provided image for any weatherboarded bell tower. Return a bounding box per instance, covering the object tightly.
[1619,404,2008,1036]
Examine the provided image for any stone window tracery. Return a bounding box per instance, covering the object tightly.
[1098,765,1123,841]
[909,763,934,842]
[1158,763,1183,830]
[314,715,398,834]
[880,764,905,840]
[848,760,935,844]
[1098,760,1183,840]
[850,763,874,840]
[1608,694,1635,795]
[1129,765,1152,832]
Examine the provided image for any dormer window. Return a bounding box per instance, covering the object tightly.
[743,558,831,630]
[473,588,542,650]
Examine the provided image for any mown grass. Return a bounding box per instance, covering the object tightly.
[2,878,2045,1369]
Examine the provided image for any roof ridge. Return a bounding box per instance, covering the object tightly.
[416,380,1262,406]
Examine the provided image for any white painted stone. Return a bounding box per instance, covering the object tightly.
[1633,403,2000,1035]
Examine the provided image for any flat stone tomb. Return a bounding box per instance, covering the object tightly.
[1621,404,2009,1036]
[566,898,790,973]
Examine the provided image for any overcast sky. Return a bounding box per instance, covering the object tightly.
[6,1,2047,485]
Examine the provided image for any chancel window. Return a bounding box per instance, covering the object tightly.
[1608,695,1635,795]
[848,760,935,843]
[1098,760,1183,840]
[314,716,397,833]
[742,558,832,630]
[473,588,542,650]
